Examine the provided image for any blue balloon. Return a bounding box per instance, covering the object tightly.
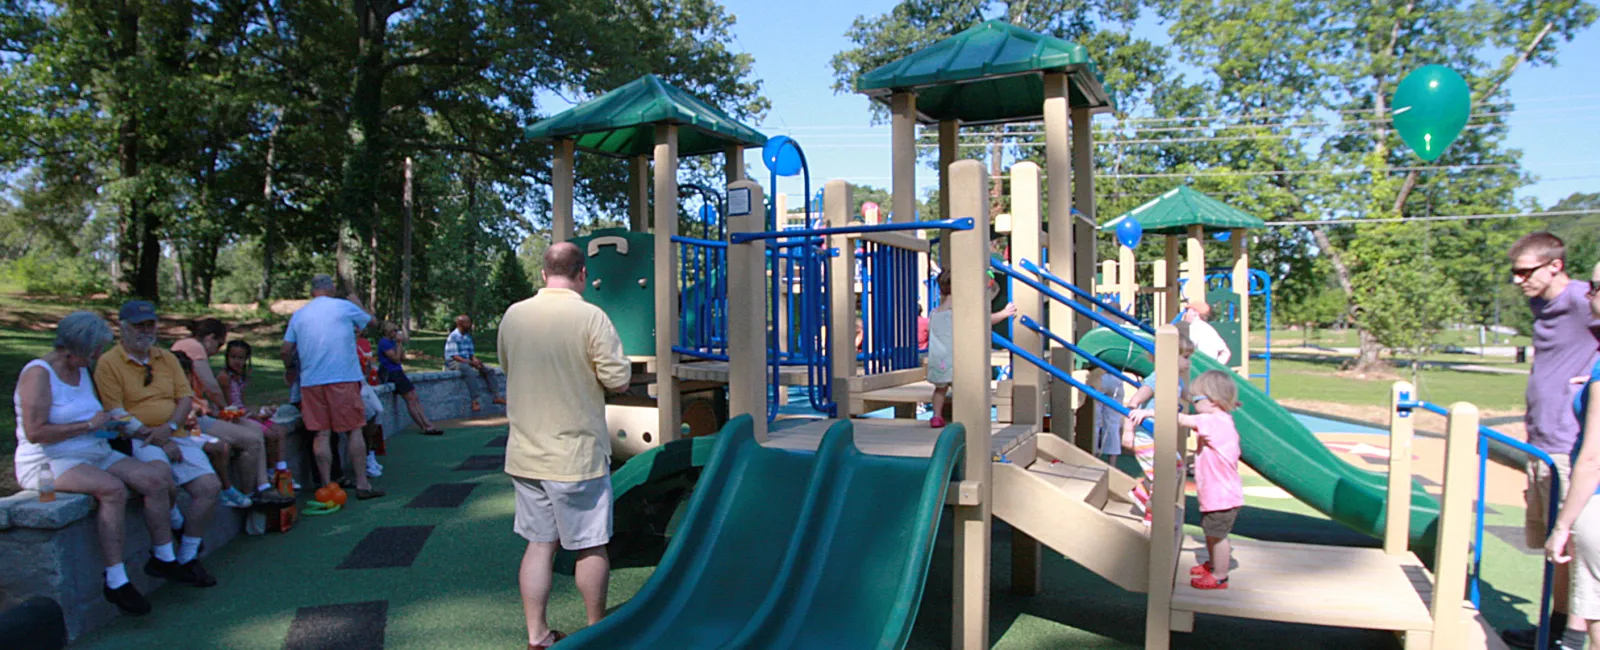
[1213,231,1231,242]
[698,203,719,224]
[761,135,803,177]
[1115,218,1143,249]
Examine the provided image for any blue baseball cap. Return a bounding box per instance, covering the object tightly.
[119,300,158,324]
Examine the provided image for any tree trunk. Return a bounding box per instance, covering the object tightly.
[401,157,414,336]
[169,241,188,302]
[258,113,281,304]
[336,226,353,295]
[114,0,141,296]
[336,0,391,290]
[465,154,480,321]
[369,209,379,311]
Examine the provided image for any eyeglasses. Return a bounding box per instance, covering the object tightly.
[1511,260,1553,283]
[1588,284,1600,300]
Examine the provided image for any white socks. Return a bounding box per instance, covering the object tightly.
[177,536,203,564]
[257,482,273,493]
[105,563,130,589]
[152,542,176,563]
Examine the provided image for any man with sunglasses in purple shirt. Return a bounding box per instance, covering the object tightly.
[1503,232,1600,649]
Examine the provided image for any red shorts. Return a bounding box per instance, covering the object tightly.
[300,382,366,433]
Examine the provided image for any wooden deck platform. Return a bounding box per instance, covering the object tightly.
[764,418,1036,459]
[674,361,811,385]
[1171,535,1434,633]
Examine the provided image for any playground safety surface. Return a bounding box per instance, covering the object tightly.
[72,418,1549,649]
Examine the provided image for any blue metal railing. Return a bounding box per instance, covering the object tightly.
[990,259,1154,354]
[1020,258,1154,334]
[991,333,1154,435]
[673,235,728,362]
[1016,315,1140,388]
[731,218,974,244]
[857,241,921,375]
[1397,397,1557,650]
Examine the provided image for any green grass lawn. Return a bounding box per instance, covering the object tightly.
[1249,357,1529,412]
[1252,327,1532,349]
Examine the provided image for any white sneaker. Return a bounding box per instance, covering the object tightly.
[366,452,383,478]
[219,487,254,509]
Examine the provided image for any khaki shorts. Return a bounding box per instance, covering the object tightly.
[1571,497,1600,620]
[16,442,129,490]
[1527,454,1573,548]
[132,437,216,486]
[513,473,613,551]
[1201,507,1240,539]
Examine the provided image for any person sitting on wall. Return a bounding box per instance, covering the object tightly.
[446,314,506,412]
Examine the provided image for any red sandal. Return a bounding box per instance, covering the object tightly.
[1190,573,1228,590]
[1189,561,1213,576]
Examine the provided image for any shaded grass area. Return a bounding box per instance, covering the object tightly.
[72,421,1546,649]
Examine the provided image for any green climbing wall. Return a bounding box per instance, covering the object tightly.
[572,228,656,357]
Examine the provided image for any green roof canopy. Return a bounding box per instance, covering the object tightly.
[1101,186,1267,236]
[524,74,766,158]
[854,20,1114,125]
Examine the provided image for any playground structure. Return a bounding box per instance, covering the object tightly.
[530,19,1537,650]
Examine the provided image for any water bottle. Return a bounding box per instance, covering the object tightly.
[38,466,56,503]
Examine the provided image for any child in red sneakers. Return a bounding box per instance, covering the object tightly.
[926,271,1014,428]
[1133,369,1242,589]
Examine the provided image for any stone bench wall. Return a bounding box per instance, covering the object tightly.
[0,366,505,642]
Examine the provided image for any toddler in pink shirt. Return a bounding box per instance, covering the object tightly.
[1132,369,1242,590]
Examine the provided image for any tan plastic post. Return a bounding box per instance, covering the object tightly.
[826,180,856,417]
[1072,106,1098,345]
[654,125,681,444]
[1145,324,1181,650]
[727,180,767,442]
[949,159,993,650]
[1184,225,1205,305]
[776,193,789,228]
[725,144,744,183]
[1386,382,1416,555]
[1009,161,1045,596]
[1230,229,1249,376]
[1044,71,1080,449]
[1120,245,1137,312]
[1429,401,1479,650]
[892,92,917,225]
[939,119,959,266]
[552,138,576,243]
[1099,260,1117,295]
[628,156,649,233]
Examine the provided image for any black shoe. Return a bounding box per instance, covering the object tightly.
[1503,625,1563,649]
[181,559,217,588]
[422,428,444,436]
[104,582,151,616]
[144,557,197,585]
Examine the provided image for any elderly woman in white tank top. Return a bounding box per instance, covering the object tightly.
[13,311,176,617]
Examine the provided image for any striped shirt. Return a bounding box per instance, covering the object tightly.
[445,328,476,364]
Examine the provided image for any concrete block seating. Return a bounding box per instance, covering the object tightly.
[0,365,505,642]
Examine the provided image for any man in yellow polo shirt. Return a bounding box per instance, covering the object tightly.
[498,242,630,649]
[95,300,220,588]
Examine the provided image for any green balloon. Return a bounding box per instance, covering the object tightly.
[1392,65,1471,162]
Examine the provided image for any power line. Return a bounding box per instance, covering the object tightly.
[1264,208,1600,226]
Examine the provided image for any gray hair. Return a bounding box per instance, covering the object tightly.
[311,274,335,292]
[55,311,114,359]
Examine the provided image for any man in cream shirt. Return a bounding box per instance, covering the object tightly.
[498,242,631,649]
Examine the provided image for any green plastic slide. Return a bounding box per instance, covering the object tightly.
[1077,328,1441,557]
[562,415,964,649]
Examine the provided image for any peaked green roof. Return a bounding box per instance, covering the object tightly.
[524,75,766,158]
[1102,186,1267,236]
[854,20,1113,125]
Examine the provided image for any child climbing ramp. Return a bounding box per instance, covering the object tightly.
[926,270,1014,428]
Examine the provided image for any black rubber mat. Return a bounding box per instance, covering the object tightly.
[486,435,508,447]
[282,600,387,650]
[454,455,504,471]
[337,526,435,570]
[406,483,478,509]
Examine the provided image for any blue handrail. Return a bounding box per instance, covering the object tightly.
[730,218,974,244]
[1397,398,1556,650]
[992,333,1154,434]
[670,235,729,249]
[1016,315,1141,388]
[1019,258,1154,334]
[990,259,1154,354]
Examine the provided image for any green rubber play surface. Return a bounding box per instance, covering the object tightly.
[72,420,1550,649]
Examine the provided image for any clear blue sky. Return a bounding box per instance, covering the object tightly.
[719,0,1600,212]
[544,2,1599,216]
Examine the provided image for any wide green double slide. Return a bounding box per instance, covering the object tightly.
[1077,328,1442,557]
[562,415,965,649]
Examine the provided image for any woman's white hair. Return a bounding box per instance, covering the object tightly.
[55,311,114,359]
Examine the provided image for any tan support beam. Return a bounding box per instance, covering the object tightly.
[1119,245,1136,312]
[892,92,917,225]
[1385,382,1416,556]
[628,156,650,233]
[826,180,856,417]
[949,159,993,650]
[776,192,789,228]
[1429,401,1480,649]
[726,179,767,442]
[653,125,680,444]
[1145,324,1181,650]
[1184,224,1205,305]
[1071,106,1098,346]
[1008,161,1044,596]
[938,119,959,266]
[1043,71,1080,449]
[1231,229,1250,377]
[552,138,576,243]
[725,144,744,184]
